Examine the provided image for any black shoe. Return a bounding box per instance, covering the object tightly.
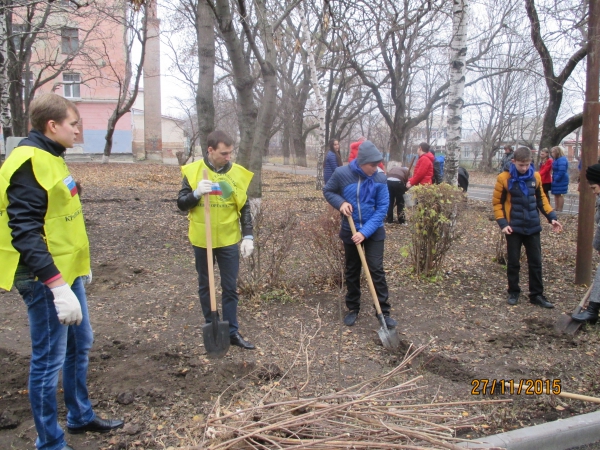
[530,295,554,309]
[344,310,358,326]
[68,417,124,434]
[230,332,255,350]
[384,315,397,329]
[507,293,519,305]
[572,302,600,323]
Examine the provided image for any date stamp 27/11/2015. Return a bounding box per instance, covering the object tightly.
[471,379,561,396]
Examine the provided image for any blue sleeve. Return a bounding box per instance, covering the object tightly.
[323,168,346,210]
[324,152,336,183]
[358,183,389,238]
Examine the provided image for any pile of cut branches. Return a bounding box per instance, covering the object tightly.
[190,344,509,449]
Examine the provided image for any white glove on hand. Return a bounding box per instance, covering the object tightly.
[194,180,213,198]
[240,238,254,258]
[83,270,92,285]
[50,284,83,326]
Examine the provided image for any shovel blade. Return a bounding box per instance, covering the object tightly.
[376,314,401,350]
[202,320,230,359]
[554,313,583,335]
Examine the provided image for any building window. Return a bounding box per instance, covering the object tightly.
[63,73,80,98]
[61,27,79,54]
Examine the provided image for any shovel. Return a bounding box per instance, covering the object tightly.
[201,170,230,359]
[554,284,592,335]
[347,215,401,350]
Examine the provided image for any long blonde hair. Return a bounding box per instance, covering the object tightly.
[551,146,565,158]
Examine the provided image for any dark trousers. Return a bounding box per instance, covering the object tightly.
[344,239,391,315]
[387,180,407,223]
[506,232,543,298]
[194,244,240,335]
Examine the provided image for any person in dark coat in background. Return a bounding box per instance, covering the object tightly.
[551,146,569,212]
[386,165,409,224]
[572,164,600,323]
[498,145,514,173]
[323,139,342,184]
[458,166,469,192]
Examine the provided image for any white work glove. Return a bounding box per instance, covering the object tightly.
[240,238,254,258]
[83,270,92,285]
[194,180,213,198]
[50,284,83,326]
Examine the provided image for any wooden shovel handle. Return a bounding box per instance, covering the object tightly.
[572,284,593,315]
[347,215,383,316]
[203,169,217,313]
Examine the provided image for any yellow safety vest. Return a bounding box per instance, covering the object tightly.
[181,160,253,248]
[0,146,90,290]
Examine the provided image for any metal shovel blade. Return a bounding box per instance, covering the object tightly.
[376,313,401,350]
[555,313,584,335]
[203,313,230,359]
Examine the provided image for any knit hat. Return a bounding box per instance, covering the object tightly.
[586,164,600,184]
[356,140,383,165]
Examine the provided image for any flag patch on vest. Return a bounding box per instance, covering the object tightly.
[63,175,77,196]
[210,182,222,195]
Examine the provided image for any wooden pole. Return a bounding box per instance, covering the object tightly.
[575,0,600,284]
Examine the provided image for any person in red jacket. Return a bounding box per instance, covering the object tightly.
[538,148,553,197]
[348,136,385,172]
[406,142,434,188]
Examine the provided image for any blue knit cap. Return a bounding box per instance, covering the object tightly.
[356,140,383,165]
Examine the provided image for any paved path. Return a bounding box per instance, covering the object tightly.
[263,164,581,216]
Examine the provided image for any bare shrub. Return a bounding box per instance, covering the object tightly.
[238,199,298,298]
[302,210,345,288]
[406,184,466,277]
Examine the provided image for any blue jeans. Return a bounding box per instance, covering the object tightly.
[14,267,95,450]
[194,244,240,335]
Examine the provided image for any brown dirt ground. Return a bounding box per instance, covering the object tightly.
[1,163,599,449]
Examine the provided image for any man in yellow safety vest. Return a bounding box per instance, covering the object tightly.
[0,93,123,450]
[177,130,256,350]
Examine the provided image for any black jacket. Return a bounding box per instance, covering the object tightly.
[6,130,68,282]
[177,157,253,238]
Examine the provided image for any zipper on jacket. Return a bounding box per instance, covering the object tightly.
[356,177,363,227]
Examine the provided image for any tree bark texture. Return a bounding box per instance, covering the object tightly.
[445,0,468,186]
[575,0,600,285]
[195,0,215,154]
[525,0,587,149]
[300,3,326,189]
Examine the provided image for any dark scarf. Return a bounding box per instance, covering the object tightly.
[350,159,377,203]
[508,163,534,196]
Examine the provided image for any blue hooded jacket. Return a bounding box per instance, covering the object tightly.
[323,165,389,244]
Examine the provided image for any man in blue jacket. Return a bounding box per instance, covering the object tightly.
[323,141,397,328]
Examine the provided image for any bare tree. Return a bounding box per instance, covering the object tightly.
[102,0,148,162]
[525,0,587,149]
[206,0,300,198]
[1,1,108,139]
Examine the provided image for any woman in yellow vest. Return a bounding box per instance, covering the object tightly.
[0,93,123,450]
[177,130,255,350]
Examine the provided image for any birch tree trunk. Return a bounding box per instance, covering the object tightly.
[299,3,326,189]
[444,0,469,186]
[0,1,11,146]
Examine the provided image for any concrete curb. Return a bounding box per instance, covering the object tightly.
[459,410,600,449]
